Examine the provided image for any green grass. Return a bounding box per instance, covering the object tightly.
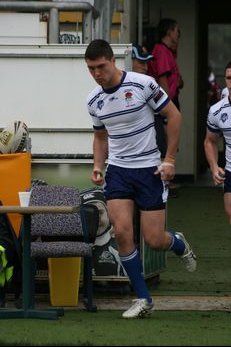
[0,310,230,346]
[1,185,231,346]
[31,164,95,190]
[152,185,231,295]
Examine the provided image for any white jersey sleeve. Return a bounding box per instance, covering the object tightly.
[86,71,170,168]
[206,96,231,171]
[220,87,229,99]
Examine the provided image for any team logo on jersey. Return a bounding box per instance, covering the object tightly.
[221,113,228,123]
[153,89,164,103]
[149,82,158,92]
[97,100,104,110]
[124,90,134,106]
[109,96,118,102]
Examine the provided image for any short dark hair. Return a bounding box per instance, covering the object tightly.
[85,39,114,61]
[157,18,178,41]
[225,61,231,74]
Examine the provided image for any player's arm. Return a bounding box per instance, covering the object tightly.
[156,100,182,181]
[160,100,182,158]
[92,128,108,185]
[204,129,225,185]
[158,75,170,96]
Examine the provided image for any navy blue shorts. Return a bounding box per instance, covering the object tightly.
[224,170,231,193]
[103,164,168,210]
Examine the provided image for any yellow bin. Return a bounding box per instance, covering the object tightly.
[48,257,81,306]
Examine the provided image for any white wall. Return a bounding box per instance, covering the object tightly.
[0,13,47,44]
[0,44,132,155]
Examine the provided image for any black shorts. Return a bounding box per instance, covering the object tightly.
[224,170,231,193]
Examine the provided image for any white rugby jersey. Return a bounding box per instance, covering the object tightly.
[87,71,170,168]
[221,87,229,99]
[207,96,231,171]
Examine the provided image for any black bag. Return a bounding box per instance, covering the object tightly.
[80,187,111,242]
[0,201,22,305]
[80,187,127,278]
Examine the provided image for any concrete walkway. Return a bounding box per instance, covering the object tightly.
[3,294,231,311]
[77,295,231,311]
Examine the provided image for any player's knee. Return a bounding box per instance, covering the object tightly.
[143,233,165,249]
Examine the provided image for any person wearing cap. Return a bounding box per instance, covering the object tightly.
[132,45,153,74]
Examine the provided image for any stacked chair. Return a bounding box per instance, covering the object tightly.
[29,184,99,313]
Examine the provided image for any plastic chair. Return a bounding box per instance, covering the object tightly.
[29,184,99,312]
[0,152,31,237]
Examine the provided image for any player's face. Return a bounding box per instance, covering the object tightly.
[132,59,148,74]
[86,57,116,88]
[225,68,231,92]
[169,25,180,52]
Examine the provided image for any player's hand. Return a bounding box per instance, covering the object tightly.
[91,169,104,186]
[155,162,175,181]
[213,168,225,186]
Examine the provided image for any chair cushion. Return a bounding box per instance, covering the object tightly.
[31,241,92,258]
[30,185,83,237]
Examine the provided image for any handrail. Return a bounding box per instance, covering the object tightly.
[0,2,98,16]
[0,205,80,214]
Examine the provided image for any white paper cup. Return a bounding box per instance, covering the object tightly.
[18,191,31,207]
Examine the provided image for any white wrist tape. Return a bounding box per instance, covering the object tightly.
[159,162,175,171]
[162,162,175,167]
